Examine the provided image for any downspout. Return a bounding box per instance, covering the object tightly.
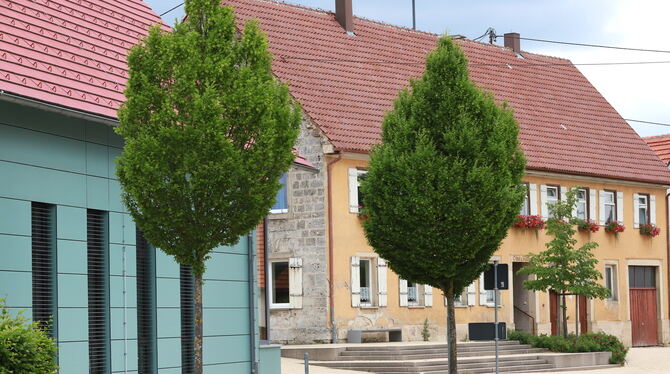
[666,192,670,324]
[263,217,271,342]
[327,153,343,343]
[247,232,258,374]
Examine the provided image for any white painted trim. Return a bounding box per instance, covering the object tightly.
[268,260,292,310]
[524,169,670,188]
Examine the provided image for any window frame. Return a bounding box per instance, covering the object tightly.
[520,183,531,215]
[603,189,617,223]
[576,187,589,220]
[359,258,373,307]
[638,193,650,226]
[268,260,291,309]
[604,264,618,301]
[270,173,289,214]
[545,185,560,218]
[349,168,368,213]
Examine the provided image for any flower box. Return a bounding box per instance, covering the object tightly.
[514,215,545,230]
[576,219,600,233]
[604,221,625,234]
[639,223,660,237]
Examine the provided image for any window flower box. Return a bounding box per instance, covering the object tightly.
[513,215,545,230]
[604,221,625,234]
[639,223,660,237]
[576,219,600,233]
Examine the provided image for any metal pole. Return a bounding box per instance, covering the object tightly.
[304,352,310,374]
[411,0,416,29]
[494,261,499,374]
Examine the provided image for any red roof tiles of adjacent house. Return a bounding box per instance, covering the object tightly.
[222,0,670,185]
[644,134,670,166]
[0,0,165,118]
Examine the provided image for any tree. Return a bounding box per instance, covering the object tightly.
[115,1,300,372]
[361,36,526,374]
[518,187,610,337]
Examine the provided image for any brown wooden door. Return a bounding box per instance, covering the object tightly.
[630,288,658,346]
[578,295,588,334]
[629,266,658,347]
[550,290,558,335]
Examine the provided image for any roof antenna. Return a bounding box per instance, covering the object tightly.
[488,28,497,44]
[412,0,416,30]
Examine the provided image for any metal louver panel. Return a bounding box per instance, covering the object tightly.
[87,209,110,374]
[136,229,157,373]
[180,265,195,374]
[31,202,57,337]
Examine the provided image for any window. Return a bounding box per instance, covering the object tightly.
[479,273,500,307]
[603,190,616,223]
[359,259,372,306]
[453,282,476,307]
[270,173,288,213]
[604,265,618,301]
[269,258,303,309]
[136,230,157,373]
[546,185,559,218]
[576,188,588,220]
[31,202,56,337]
[629,266,656,289]
[180,265,195,374]
[87,209,110,374]
[638,194,649,225]
[407,281,419,306]
[520,183,530,215]
[348,168,368,213]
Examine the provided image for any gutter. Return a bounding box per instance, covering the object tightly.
[0,90,119,127]
[247,232,258,374]
[326,153,343,343]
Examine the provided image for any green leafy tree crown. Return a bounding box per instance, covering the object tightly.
[361,36,526,294]
[519,187,610,299]
[116,0,300,275]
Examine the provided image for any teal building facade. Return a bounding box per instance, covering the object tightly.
[0,98,279,373]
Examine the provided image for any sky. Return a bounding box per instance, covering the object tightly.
[144,0,670,137]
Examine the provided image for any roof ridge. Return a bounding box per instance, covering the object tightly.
[643,133,670,140]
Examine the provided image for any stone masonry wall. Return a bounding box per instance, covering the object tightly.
[267,116,330,344]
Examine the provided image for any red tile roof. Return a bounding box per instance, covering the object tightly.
[0,0,165,119]
[644,134,670,166]
[222,0,670,185]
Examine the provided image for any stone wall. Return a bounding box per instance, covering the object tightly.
[266,116,331,344]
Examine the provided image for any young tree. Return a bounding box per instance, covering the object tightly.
[361,37,526,374]
[518,188,610,337]
[116,1,300,372]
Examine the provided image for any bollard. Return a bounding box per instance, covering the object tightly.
[304,352,310,374]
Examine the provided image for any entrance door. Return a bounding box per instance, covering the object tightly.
[550,290,558,335]
[513,262,536,334]
[629,266,658,346]
[578,295,588,334]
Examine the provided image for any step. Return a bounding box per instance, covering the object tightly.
[343,341,519,352]
[373,363,555,374]
[314,356,546,369]
[337,348,546,360]
[341,344,534,356]
[333,359,551,373]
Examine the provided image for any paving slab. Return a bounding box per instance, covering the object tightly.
[519,347,670,374]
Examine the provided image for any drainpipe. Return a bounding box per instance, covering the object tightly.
[666,192,670,323]
[263,217,271,342]
[327,153,343,343]
[247,232,258,374]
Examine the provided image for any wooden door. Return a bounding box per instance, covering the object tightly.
[578,295,588,334]
[549,290,558,335]
[629,266,658,346]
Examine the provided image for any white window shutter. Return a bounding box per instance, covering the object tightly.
[479,274,488,306]
[467,282,476,306]
[289,258,303,309]
[529,184,538,215]
[399,279,408,307]
[348,168,359,213]
[351,256,360,307]
[633,193,640,228]
[589,189,597,222]
[424,285,433,307]
[540,185,548,220]
[377,258,388,307]
[599,190,606,225]
[560,186,567,202]
[650,195,657,225]
[616,191,624,224]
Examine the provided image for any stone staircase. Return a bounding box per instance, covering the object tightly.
[310,341,557,374]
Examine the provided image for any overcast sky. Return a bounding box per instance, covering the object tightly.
[145,0,670,137]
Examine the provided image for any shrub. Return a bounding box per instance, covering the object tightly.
[0,299,58,373]
[421,318,431,341]
[508,330,627,365]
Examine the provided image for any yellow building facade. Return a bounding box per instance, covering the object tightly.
[328,154,669,347]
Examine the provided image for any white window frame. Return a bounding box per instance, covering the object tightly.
[639,194,649,226]
[359,258,373,307]
[453,282,476,307]
[575,188,588,220]
[479,273,501,307]
[545,185,559,219]
[604,264,618,301]
[268,260,291,309]
[520,183,530,215]
[603,190,616,224]
[270,173,289,214]
[348,168,368,213]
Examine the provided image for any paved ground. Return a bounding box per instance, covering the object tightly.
[280,346,670,374]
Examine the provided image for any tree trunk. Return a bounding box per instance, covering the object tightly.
[194,272,204,374]
[445,282,458,374]
[561,293,568,338]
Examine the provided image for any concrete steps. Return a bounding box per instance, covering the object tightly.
[338,342,545,360]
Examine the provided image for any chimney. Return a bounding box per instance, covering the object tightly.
[335,0,354,34]
[504,32,521,53]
